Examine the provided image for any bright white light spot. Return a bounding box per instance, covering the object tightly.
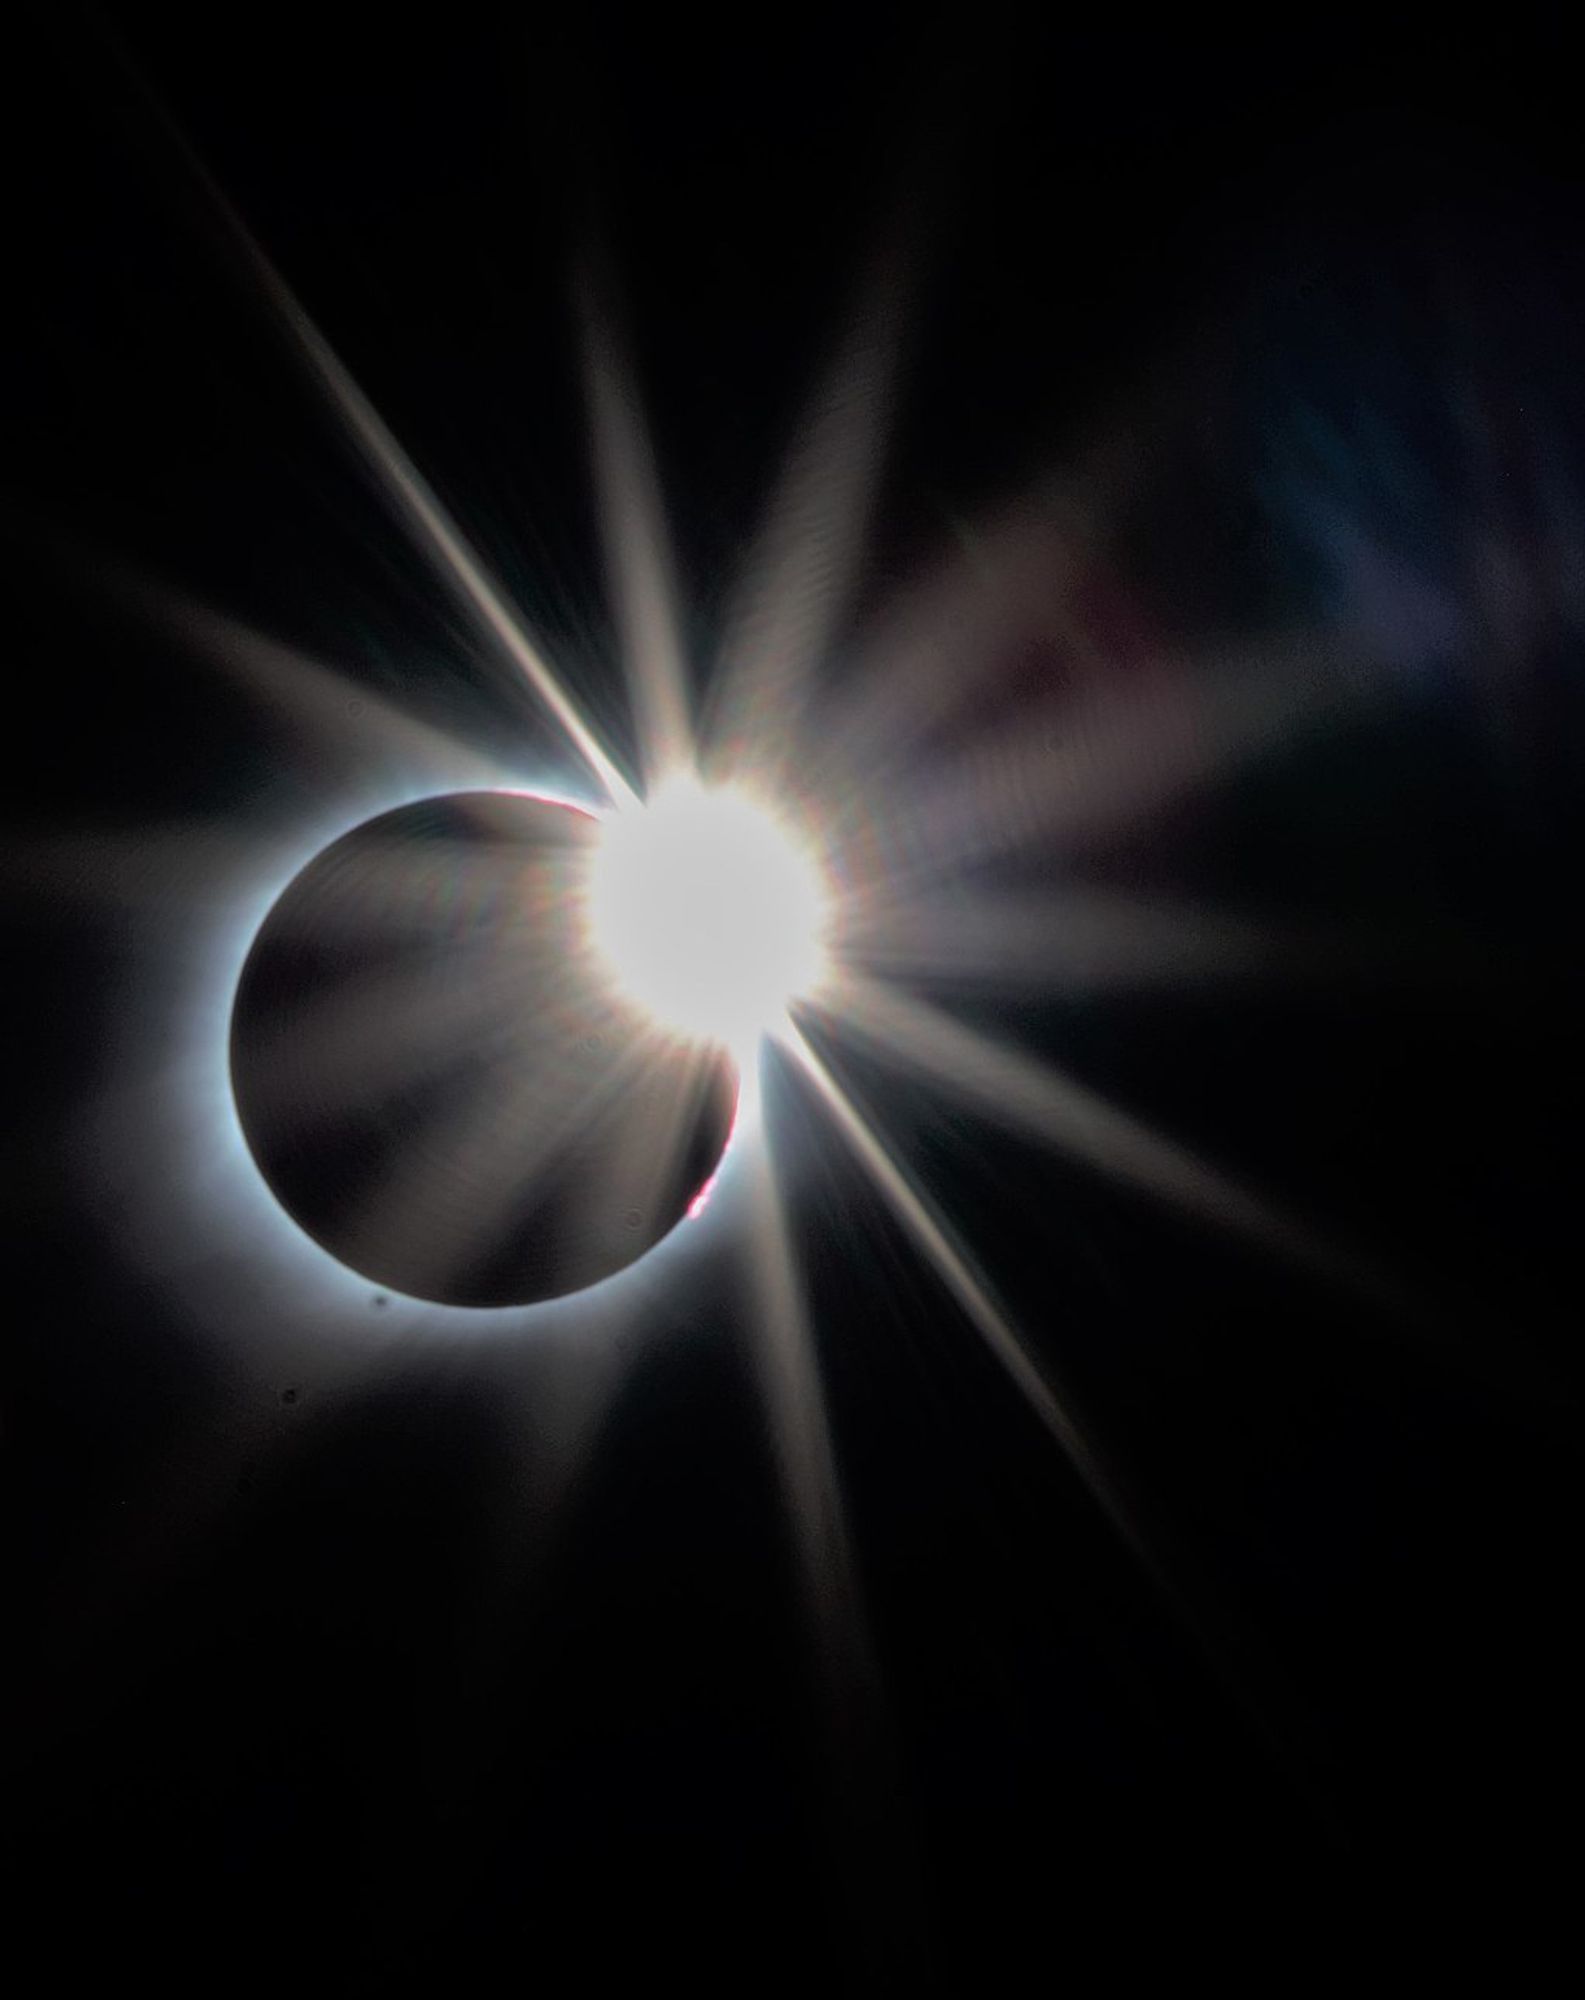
[587,777,831,1052]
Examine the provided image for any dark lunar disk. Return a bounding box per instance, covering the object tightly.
[230,791,739,1305]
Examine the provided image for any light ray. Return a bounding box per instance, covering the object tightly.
[235,946,570,1141]
[739,1107,922,1962]
[111,569,517,793]
[701,243,909,786]
[744,1107,875,1706]
[332,1021,662,1304]
[132,71,635,807]
[578,261,695,786]
[781,1020,1150,1570]
[820,972,1415,1317]
[633,1042,743,1229]
[838,627,1369,908]
[810,419,1155,806]
[934,630,1361,870]
[817,495,1103,799]
[837,881,1494,1001]
[783,1019,1354,1847]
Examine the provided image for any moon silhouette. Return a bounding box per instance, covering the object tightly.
[229,791,739,1307]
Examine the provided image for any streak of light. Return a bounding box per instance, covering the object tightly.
[642,1041,742,1227]
[5,815,575,945]
[782,1018,1354,1846]
[836,882,1496,1001]
[823,972,1414,1317]
[235,946,575,1142]
[110,570,518,793]
[126,62,635,808]
[781,1019,1145,1566]
[701,245,909,788]
[744,1112,877,1718]
[811,422,1154,809]
[578,261,695,787]
[331,1020,677,1305]
[848,628,1368,902]
[745,1068,933,1974]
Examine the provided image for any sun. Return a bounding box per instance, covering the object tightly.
[585,775,833,1054]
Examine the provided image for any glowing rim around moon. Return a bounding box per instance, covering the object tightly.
[219,781,827,1311]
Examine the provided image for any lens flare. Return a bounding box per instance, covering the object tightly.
[587,777,832,1054]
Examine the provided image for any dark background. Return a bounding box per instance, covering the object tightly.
[5,4,1581,1988]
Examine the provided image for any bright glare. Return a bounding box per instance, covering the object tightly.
[587,777,832,1051]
